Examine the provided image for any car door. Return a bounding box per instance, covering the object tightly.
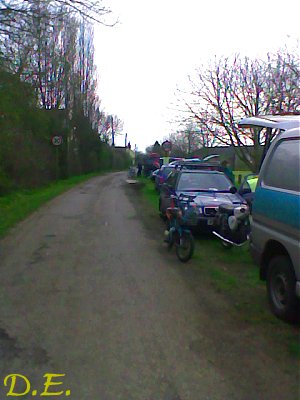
[238,174,258,209]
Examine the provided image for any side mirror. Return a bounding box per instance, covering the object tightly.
[229,186,237,194]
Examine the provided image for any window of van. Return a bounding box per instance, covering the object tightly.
[263,139,300,192]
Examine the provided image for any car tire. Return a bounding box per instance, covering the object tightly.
[266,255,300,323]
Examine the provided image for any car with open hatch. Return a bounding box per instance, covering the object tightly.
[159,168,247,231]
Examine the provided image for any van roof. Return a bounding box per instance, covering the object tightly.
[238,115,300,131]
[279,127,300,139]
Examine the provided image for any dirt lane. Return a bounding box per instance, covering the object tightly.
[0,172,298,399]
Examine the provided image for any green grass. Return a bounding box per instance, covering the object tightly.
[138,176,159,209]
[0,172,101,238]
[289,338,300,358]
[208,266,238,291]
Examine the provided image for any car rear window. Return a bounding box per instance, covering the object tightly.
[177,172,232,191]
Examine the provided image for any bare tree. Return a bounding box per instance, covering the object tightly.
[98,114,123,144]
[166,121,217,157]
[179,49,300,171]
[0,0,114,36]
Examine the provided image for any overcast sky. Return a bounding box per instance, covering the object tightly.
[94,0,299,152]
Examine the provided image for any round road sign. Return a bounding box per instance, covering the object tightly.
[52,136,63,146]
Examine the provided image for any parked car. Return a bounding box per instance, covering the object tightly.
[154,165,175,191]
[150,169,160,182]
[239,115,300,322]
[159,168,247,231]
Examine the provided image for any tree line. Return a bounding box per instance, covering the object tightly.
[166,47,300,172]
[0,0,128,194]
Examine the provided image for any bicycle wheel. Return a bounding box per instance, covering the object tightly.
[176,231,194,262]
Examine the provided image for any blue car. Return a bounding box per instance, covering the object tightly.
[159,168,247,231]
[154,165,175,191]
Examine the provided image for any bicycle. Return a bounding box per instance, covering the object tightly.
[164,195,196,262]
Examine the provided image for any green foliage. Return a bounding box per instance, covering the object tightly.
[0,73,55,190]
[0,6,125,193]
[0,67,129,193]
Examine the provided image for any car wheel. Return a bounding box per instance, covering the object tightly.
[266,255,299,323]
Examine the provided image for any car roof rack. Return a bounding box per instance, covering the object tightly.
[176,161,224,171]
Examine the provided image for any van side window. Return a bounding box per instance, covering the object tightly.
[263,139,300,192]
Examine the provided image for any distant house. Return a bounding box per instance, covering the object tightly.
[114,146,135,163]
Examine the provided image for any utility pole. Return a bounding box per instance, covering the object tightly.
[111,115,115,146]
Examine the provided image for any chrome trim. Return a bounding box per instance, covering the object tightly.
[212,231,249,247]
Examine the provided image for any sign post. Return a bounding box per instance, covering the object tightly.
[51,136,63,180]
[162,140,172,164]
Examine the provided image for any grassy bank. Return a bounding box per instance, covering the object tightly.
[138,176,300,359]
[0,172,101,238]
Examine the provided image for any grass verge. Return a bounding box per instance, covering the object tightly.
[0,172,101,238]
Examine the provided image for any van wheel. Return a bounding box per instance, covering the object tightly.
[266,256,299,323]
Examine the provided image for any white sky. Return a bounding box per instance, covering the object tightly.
[94,0,299,152]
